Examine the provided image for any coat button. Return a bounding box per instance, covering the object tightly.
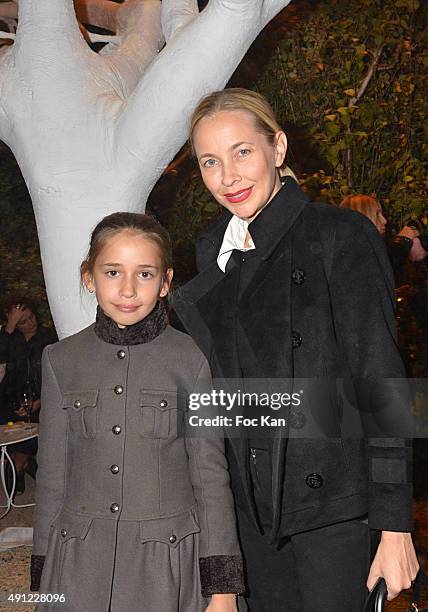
[169,534,177,544]
[110,503,120,513]
[291,331,302,348]
[60,529,67,537]
[117,349,126,360]
[112,425,121,435]
[114,385,124,395]
[73,399,81,408]
[290,411,306,429]
[305,473,323,489]
[159,399,168,408]
[110,464,119,474]
[292,269,306,285]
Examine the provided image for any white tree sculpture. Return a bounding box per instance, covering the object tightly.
[0,0,291,338]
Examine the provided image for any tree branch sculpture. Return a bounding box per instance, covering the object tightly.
[0,0,291,337]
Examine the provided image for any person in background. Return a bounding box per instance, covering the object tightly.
[339,193,428,370]
[339,194,427,280]
[0,297,57,493]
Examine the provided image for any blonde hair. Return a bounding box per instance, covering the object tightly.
[340,194,379,226]
[190,88,297,180]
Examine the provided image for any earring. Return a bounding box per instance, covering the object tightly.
[88,288,95,294]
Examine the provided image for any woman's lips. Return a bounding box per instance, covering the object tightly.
[224,186,253,203]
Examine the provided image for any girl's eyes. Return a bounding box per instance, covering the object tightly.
[105,271,153,279]
[203,158,217,168]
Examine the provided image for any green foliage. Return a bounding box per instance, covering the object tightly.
[0,143,53,327]
[257,0,427,229]
[155,166,223,284]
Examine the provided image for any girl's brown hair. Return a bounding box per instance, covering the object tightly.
[340,194,379,226]
[189,88,297,180]
[80,212,172,284]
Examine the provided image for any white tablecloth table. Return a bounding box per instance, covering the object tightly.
[0,423,39,519]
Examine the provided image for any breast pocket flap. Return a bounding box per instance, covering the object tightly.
[62,390,99,411]
[139,510,200,548]
[139,390,181,411]
[139,390,186,438]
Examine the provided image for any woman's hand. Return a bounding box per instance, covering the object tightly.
[6,304,24,334]
[15,403,30,417]
[409,237,428,262]
[31,399,41,414]
[367,531,419,600]
[206,594,238,611]
[397,226,419,240]
[14,399,39,417]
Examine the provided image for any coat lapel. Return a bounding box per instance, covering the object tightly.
[173,179,310,539]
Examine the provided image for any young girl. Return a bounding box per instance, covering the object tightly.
[172,88,418,611]
[30,212,244,611]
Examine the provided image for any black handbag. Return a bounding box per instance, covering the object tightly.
[362,577,387,612]
[362,570,428,612]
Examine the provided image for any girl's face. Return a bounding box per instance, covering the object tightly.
[193,110,287,222]
[374,203,387,235]
[84,231,173,328]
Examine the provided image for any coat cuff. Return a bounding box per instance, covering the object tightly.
[30,555,45,592]
[368,482,414,532]
[199,555,245,597]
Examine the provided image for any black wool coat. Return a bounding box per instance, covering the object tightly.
[0,326,57,422]
[173,178,414,541]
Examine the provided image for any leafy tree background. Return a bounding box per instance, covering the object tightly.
[259,0,426,227]
[159,0,427,281]
[0,0,426,328]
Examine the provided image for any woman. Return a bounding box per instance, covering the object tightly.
[340,193,427,276]
[172,89,418,611]
[0,297,57,493]
[340,194,388,235]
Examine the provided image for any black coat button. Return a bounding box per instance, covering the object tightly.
[169,534,177,544]
[73,400,81,408]
[110,464,119,474]
[60,529,67,537]
[159,399,168,408]
[305,473,323,489]
[291,331,302,348]
[110,503,120,513]
[117,350,126,360]
[292,269,306,285]
[114,385,124,395]
[290,411,306,429]
[112,425,121,435]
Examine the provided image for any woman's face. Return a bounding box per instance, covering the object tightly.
[16,309,37,336]
[193,110,287,222]
[374,203,387,235]
[84,231,173,328]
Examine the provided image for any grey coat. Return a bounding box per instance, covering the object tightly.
[32,323,243,611]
